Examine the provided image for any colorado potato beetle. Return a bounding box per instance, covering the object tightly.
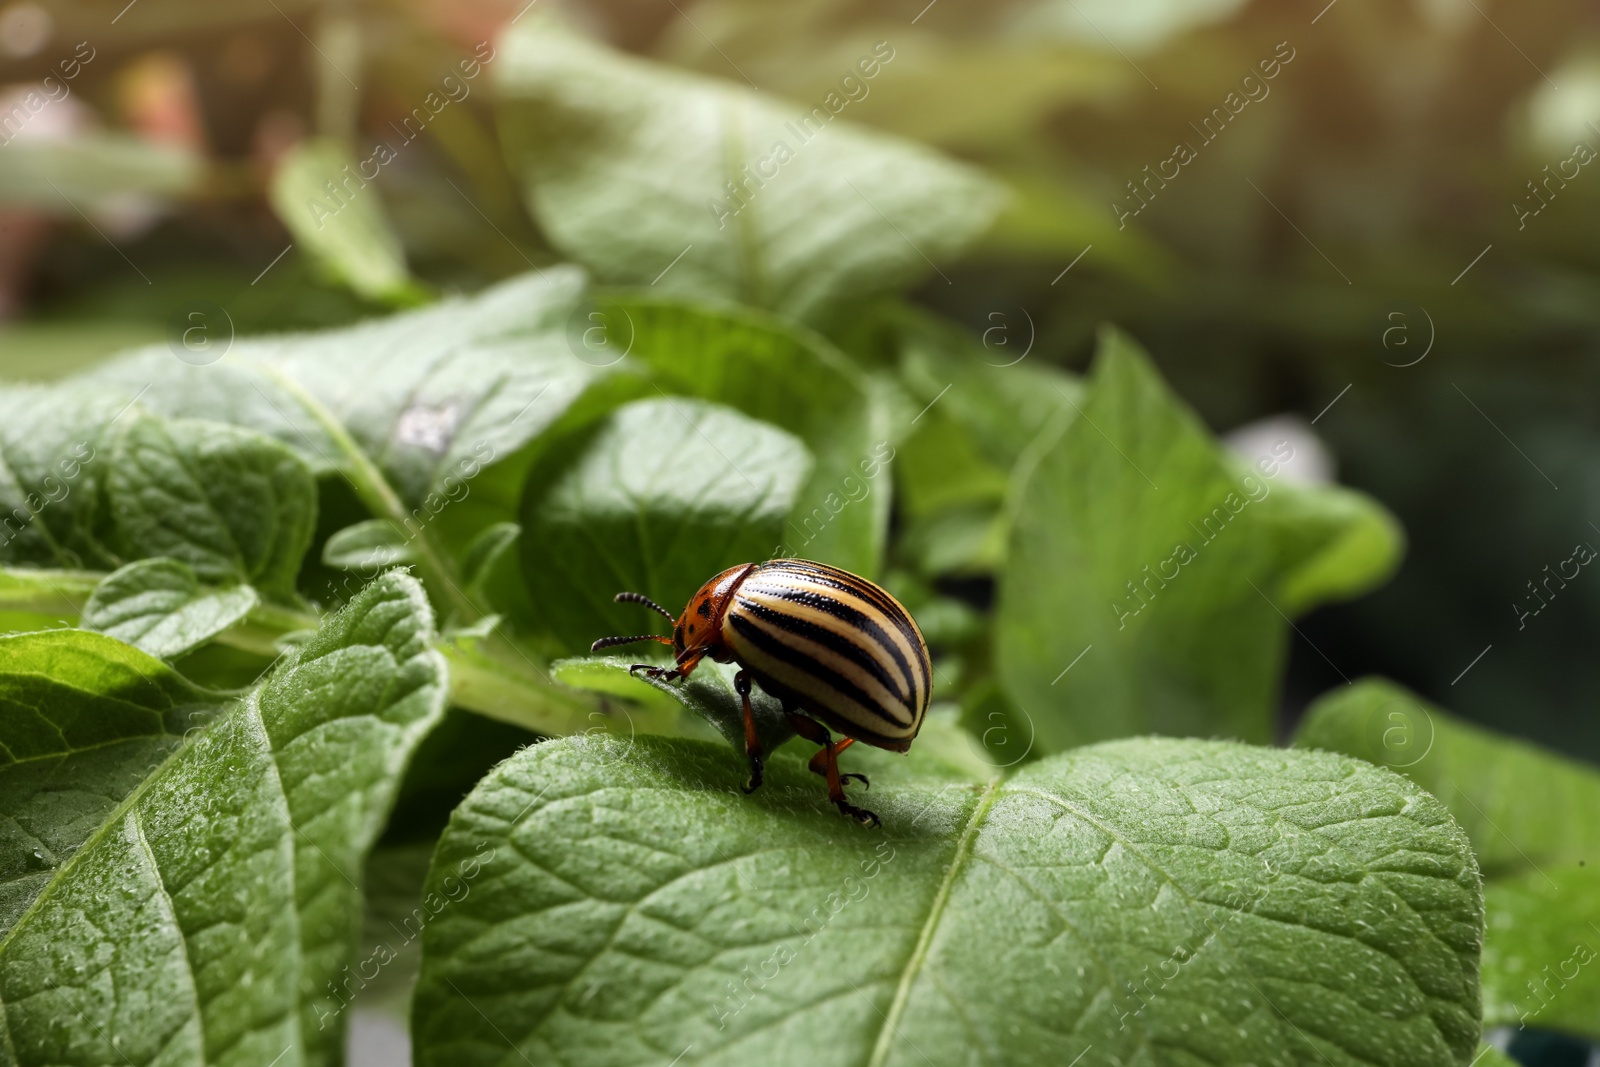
[591,559,932,827]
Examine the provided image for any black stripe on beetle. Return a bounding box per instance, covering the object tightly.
[590,559,933,828]
[732,595,911,705]
[739,585,921,703]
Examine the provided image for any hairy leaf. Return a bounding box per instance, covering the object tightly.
[107,414,317,600]
[324,518,418,571]
[996,330,1402,751]
[495,18,1004,324]
[1297,678,1600,1037]
[81,557,258,659]
[1295,679,1600,877]
[595,295,892,576]
[411,734,1482,1067]
[0,571,448,1067]
[83,268,603,532]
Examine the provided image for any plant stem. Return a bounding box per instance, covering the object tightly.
[258,366,482,624]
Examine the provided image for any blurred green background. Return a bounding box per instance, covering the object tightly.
[2,0,1597,760]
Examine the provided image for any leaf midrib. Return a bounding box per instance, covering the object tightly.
[865,777,1001,1067]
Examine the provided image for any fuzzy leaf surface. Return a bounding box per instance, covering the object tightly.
[412,734,1483,1067]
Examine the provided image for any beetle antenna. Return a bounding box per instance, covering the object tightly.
[591,634,674,652]
[614,591,676,622]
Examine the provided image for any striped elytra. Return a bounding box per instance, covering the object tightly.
[591,558,933,827]
[722,560,931,750]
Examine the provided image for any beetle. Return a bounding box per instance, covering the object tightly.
[590,558,932,827]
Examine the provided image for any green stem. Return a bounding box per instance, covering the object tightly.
[0,569,103,615]
[258,366,481,623]
[1,564,598,737]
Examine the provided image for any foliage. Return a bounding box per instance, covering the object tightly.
[411,733,1482,1067]
[1297,680,1600,1041]
[1,5,1594,1065]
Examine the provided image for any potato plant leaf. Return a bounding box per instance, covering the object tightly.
[80,557,259,659]
[323,518,418,571]
[0,629,218,935]
[107,414,317,601]
[518,396,812,654]
[0,571,448,1067]
[594,295,893,576]
[411,733,1481,1067]
[1296,678,1600,1037]
[995,329,1401,752]
[552,654,796,756]
[268,138,425,307]
[495,18,1005,324]
[0,383,125,571]
[83,268,602,539]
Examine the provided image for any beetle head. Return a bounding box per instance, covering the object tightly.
[590,563,756,660]
[674,563,756,657]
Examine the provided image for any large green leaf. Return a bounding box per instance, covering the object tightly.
[595,295,893,576]
[495,18,1005,324]
[995,329,1401,751]
[83,268,601,531]
[518,396,811,654]
[80,557,259,659]
[0,571,448,1067]
[1296,678,1600,1037]
[1295,679,1600,877]
[0,629,218,934]
[411,734,1482,1067]
[0,387,317,601]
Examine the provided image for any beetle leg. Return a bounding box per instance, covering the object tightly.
[806,738,868,790]
[734,670,764,794]
[787,714,879,828]
[627,663,680,682]
[672,646,709,679]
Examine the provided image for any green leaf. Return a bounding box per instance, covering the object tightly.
[1295,678,1600,1038]
[596,295,893,576]
[895,306,1086,474]
[412,735,1483,1067]
[1294,679,1600,878]
[0,629,218,934]
[80,557,258,659]
[1480,867,1600,1036]
[0,383,123,571]
[889,306,1083,575]
[1255,477,1406,618]
[518,396,812,654]
[0,567,102,618]
[495,19,1005,323]
[107,414,318,600]
[995,329,1400,752]
[0,133,201,210]
[0,571,448,1067]
[552,654,794,755]
[83,268,595,518]
[324,518,418,570]
[268,138,426,306]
